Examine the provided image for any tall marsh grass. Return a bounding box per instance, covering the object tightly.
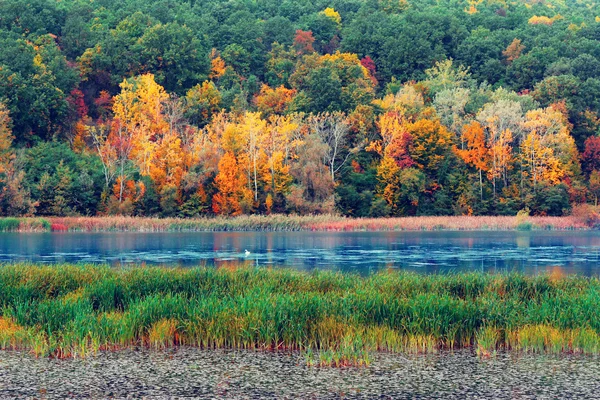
[0,264,599,364]
[0,218,50,232]
[0,214,590,232]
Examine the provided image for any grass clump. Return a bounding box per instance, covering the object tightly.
[476,326,499,357]
[148,318,179,349]
[0,218,52,232]
[0,317,30,350]
[0,264,599,364]
[0,218,21,232]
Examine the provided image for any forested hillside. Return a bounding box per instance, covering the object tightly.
[1,0,600,217]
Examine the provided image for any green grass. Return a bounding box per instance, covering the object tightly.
[0,264,599,364]
[0,218,51,232]
[0,218,21,232]
[476,326,499,357]
[516,221,533,231]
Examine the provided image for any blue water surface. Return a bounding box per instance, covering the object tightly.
[1,231,599,275]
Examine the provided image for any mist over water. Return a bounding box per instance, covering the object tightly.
[2,231,600,275]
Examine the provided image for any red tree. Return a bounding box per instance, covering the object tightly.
[360,56,378,86]
[582,136,600,174]
[94,91,113,120]
[67,89,88,119]
[360,56,377,77]
[293,30,315,55]
[388,131,415,169]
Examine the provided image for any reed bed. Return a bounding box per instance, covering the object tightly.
[0,264,599,365]
[303,215,588,231]
[0,214,590,233]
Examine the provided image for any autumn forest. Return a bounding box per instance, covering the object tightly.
[2,0,600,218]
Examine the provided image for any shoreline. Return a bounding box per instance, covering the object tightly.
[0,214,592,233]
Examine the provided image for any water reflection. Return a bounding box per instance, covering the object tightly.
[1,231,600,275]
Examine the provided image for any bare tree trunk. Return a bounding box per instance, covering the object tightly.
[479,168,483,201]
[311,112,351,183]
[253,155,258,202]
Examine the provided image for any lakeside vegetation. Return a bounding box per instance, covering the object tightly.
[0,214,594,233]
[0,264,599,365]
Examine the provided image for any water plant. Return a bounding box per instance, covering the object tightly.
[0,214,590,233]
[0,264,599,364]
[476,326,499,357]
[0,218,21,232]
[515,208,533,231]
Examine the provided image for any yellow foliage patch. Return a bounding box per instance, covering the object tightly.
[148,318,179,349]
[322,7,341,25]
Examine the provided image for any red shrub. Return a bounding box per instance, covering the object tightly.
[51,223,69,232]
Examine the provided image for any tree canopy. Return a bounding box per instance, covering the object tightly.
[1,0,600,217]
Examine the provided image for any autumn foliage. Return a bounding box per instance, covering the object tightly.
[1,0,600,220]
[293,30,315,55]
[69,62,588,218]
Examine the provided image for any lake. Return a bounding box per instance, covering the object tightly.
[1,230,600,275]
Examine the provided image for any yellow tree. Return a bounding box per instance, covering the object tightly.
[209,48,227,80]
[519,104,580,190]
[476,100,523,195]
[112,74,185,205]
[424,59,470,94]
[455,121,490,200]
[240,112,267,203]
[212,152,251,215]
[183,113,233,210]
[406,117,453,175]
[369,111,414,169]
[255,84,296,116]
[370,111,401,156]
[149,130,185,192]
[464,0,483,14]
[369,84,429,162]
[205,112,258,215]
[111,80,138,202]
[322,7,341,25]
[373,83,425,120]
[489,128,513,195]
[261,115,298,210]
[523,104,580,178]
[190,111,230,172]
[520,130,559,189]
[113,74,169,177]
[130,74,169,176]
[376,155,402,213]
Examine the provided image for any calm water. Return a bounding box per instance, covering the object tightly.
[1,230,600,275]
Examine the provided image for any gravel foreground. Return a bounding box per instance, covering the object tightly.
[0,348,599,399]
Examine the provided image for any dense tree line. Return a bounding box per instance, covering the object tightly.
[1,0,600,217]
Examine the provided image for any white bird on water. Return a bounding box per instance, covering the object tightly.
[244,249,251,256]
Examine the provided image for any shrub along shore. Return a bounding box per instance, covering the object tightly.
[0,214,592,233]
[0,264,599,365]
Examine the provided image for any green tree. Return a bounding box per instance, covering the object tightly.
[139,23,210,93]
